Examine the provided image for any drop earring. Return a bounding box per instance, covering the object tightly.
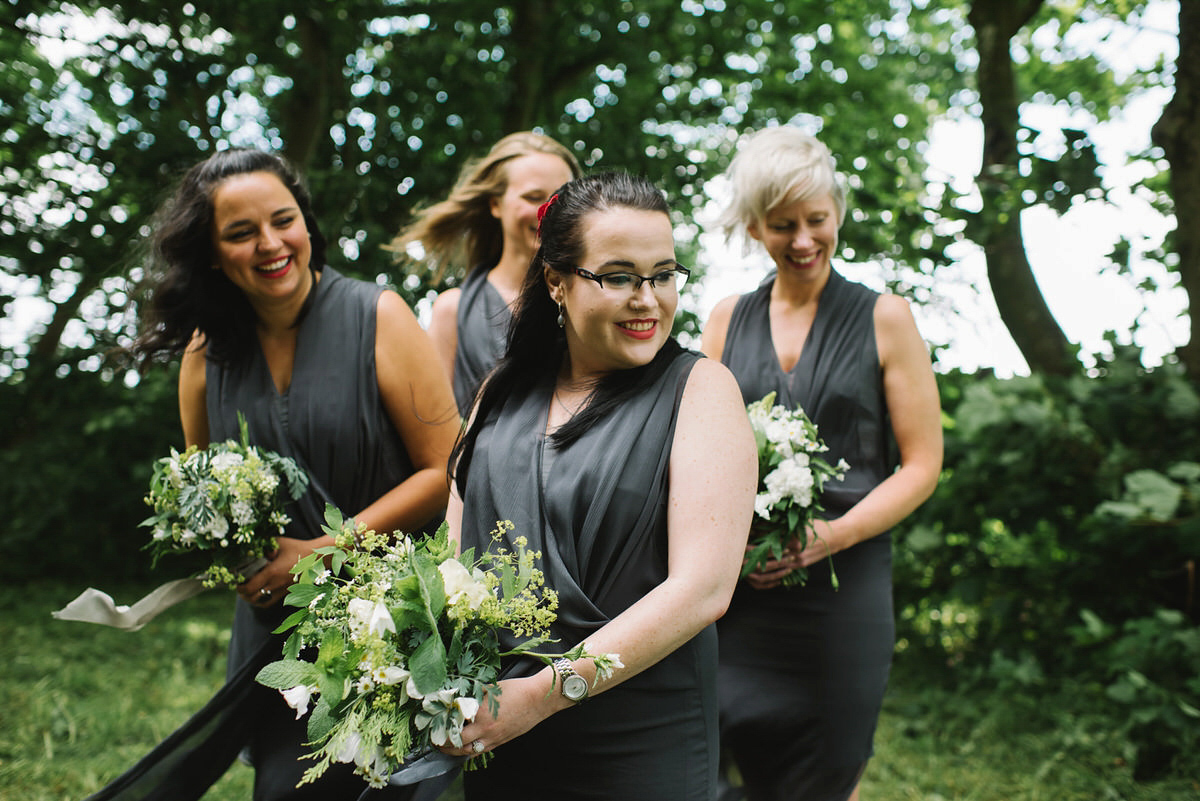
[556,301,565,328]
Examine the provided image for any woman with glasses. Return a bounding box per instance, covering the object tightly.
[701,127,943,801]
[437,170,757,800]
[390,132,581,414]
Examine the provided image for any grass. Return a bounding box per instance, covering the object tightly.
[3,581,1197,801]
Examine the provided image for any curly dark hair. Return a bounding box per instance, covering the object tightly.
[130,148,328,370]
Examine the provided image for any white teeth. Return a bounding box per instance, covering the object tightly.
[620,321,654,332]
[256,257,289,273]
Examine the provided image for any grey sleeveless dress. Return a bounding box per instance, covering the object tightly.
[718,270,896,801]
[207,267,433,800]
[459,346,720,801]
[84,268,432,801]
[452,267,509,414]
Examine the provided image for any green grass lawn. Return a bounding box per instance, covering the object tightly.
[3,581,1196,800]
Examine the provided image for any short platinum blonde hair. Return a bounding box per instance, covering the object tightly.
[717,126,847,242]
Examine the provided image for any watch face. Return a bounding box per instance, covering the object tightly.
[563,674,589,701]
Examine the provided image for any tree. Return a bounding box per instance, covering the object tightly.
[960,0,1166,376]
[968,0,1075,376]
[1153,0,1200,376]
[2,0,960,388]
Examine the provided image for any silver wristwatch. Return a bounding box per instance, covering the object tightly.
[553,658,589,702]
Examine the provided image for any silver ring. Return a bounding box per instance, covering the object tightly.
[259,588,272,599]
[470,740,484,754]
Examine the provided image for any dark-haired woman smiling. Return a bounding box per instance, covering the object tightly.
[439,171,757,800]
[124,148,458,800]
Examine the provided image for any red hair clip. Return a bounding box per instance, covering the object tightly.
[536,193,559,238]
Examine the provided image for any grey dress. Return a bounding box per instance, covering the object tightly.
[718,269,896,801]
[459,344,720,801]
[85,268,432,801]
[452,267,509,415]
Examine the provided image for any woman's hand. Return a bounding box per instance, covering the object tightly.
[437,673,565,758]
[236,534,331,608]
[744,520,844,590]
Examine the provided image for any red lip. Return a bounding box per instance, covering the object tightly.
[256,255,293,278]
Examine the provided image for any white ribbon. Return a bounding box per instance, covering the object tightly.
[52,557,268,631]
[52,578,210,631]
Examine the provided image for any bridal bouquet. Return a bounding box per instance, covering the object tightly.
[744,392,849,587]
[255,506,622,788]
[141,414,309,588]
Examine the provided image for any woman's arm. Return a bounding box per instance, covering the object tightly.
[700,294,738,359]
[448,358,757,754]
[355,289,460,533]
[240,290,461,605]
[178,332,209,448]
[426,287,462,386]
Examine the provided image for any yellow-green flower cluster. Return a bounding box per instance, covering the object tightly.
[256,505,615,788]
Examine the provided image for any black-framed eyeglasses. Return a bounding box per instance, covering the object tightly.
[570,265,690,293]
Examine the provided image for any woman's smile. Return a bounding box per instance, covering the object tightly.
[617,319,658,339]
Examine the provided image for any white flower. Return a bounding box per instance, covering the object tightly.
[405,674,424,701]
[206,514,229,539]
[374,665,410,687]
[281,684,315,719]
[439,558,490,609]
[346,598,396,642]
[180,529,197,545]
[210,451,244,474]
[754,493,774,520]
[230,499,256,526]
[763,453,816,508]
[313,568,332,585]
[454,695,480,722]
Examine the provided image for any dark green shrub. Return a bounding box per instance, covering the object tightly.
[894,357,1200,778]
[0,363,181,583]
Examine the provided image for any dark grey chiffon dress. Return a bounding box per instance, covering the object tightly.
[459,345,720,801]
[86,268,434,801]
[718,269,896,801]
[452,267,509,415]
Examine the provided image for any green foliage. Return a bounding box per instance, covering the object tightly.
[0,366,182,584]
[895,360,1200,778]
[4,0,967,383]
[8,582,1197,800]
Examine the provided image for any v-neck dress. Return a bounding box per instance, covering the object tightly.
[452,266,510,415]
[458,345,720,801]
[717,269,896,801]
[85,268,432,801]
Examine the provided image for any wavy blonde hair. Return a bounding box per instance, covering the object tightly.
[389,131,581,280]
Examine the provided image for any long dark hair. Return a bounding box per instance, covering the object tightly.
[451,170,681,495]
[130,148,328,370]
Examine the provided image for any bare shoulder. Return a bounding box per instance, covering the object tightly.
[377,287,422,333]
[874,292,917,329]
[679,356,745,418]
[429,287,462,327]
[699,294,740,358]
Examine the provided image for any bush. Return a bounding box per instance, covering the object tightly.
[0,363,181,584]
[894,356,1200,777]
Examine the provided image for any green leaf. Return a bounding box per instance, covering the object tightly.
[409,632,448,697]
[256,660,320,690]
[285,583,324,608]
[273,607,310,635]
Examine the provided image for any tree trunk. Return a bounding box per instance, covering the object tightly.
[278,10,335,169]
[1152,1,1200,377]
[969,0,1076,376]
